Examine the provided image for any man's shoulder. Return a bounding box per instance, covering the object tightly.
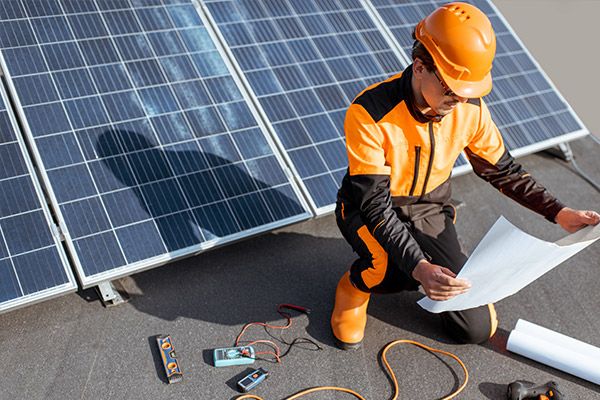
[353,72,407,123]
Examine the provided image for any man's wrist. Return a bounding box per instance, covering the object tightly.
[412,259,429,282]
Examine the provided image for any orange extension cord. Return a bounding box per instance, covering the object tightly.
[235,339,469,400]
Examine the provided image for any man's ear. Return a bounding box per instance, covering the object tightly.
[413,58,425,77]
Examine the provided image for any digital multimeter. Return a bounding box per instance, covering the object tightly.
[213,345,255,367]
[237,368,269,392]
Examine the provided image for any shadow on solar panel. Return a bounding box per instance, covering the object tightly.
[93,128,305,259]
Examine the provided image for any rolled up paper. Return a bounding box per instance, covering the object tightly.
[507,319,600,385]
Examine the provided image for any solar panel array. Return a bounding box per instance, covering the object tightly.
[0,0,588,311]
[0,0,309,288]
[203,0,405,211]
[0,82,75,312]
[369,0,586,168]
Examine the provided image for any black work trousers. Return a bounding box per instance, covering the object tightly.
[335,202,496,344]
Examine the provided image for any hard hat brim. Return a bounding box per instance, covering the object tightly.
[439,68,493,99]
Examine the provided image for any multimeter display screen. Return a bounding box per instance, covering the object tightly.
[240,377,253,386]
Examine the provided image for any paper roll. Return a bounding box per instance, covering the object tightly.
[507,319,600,385]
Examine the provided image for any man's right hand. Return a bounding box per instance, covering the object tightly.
[412,259,471,301]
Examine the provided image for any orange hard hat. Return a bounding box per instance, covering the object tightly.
[415,2,496,98]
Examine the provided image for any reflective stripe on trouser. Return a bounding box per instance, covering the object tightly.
[335,202,498,343]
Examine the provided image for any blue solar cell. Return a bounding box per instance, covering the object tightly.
[218,101,257,130]
[246,157,288,187]
[67,13,109,39]
[199,134,241,166]
[288,147,328,179]
[229,192,273,230]
[138,86,180,116]
[31,16,73,43]
[36,133,84,169]
[0,176,38,218]
[0,259,20,303]
[155,211,202,252]
[232,128,272,160]
[64,97,110,129]
[113,34,154,61]
[88,156,135,192]
[172,80,212,109]
[60,0,98,14]
[0,113,15,143]
[185,106,226,137]
[102,188,149,227]
[116,221,165,263]
[89,64,133,93]
[179,171,223,206]
[167,4,203,28]
[15,74,59,106]
[0,20,36,48]
[147,31,187,56]
[47,163,97,203]
[42,42,86,70]
[101,91,146,122]
[60,197,112,239]
[1,210,54,256]
[164,142,208,175]
[141,179,189,217]
[0,1,27,20]
[75,231,126,276]
[160,55,199,82]
[3,47,47,76]
[190,51,229,77]
[136,7,173,31]
[79,38,121,65]
[53,69,97,99]
[273,120,312,150]
[0,143,27,179]
[103,9,143,35]
[193,202,238,239]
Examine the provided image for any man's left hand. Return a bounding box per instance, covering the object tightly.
[555,207,600,233]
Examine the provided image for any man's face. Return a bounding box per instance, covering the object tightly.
[418,63,469,116]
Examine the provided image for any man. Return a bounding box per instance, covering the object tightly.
[330,2,600,350]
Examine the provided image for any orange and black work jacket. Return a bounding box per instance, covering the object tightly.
[337,66,565,276]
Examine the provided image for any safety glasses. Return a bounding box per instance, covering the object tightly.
[432,69,457,97]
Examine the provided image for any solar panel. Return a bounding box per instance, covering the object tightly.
[202,0,407,212]
[0,0,310,286]
[0,80,76,313]
[368,0,588,174]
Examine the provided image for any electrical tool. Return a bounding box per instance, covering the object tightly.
[156,335,183,384]
[507,380,563,400]
[213,345,256,367]
[237,368,269,392]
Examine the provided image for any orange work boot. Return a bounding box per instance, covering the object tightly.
[330,272,371,350]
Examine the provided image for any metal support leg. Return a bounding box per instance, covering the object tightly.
[96,281,125,307]
[543,142,572,161]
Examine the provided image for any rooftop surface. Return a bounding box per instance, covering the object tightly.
[1,1,599,399]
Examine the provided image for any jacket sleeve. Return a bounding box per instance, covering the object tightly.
[345,103,426,275]
[465,99,565,222]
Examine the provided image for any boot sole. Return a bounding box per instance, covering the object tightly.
[334,336,362,350]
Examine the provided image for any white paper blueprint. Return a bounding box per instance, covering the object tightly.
[418,216,600,313]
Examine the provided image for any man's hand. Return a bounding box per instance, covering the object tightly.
[411,260,471,301]
[555,207,600,233]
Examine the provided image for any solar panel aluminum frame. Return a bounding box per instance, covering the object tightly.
[0,78,77,314]
[365,0,589,178]
[0,5,312,288]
